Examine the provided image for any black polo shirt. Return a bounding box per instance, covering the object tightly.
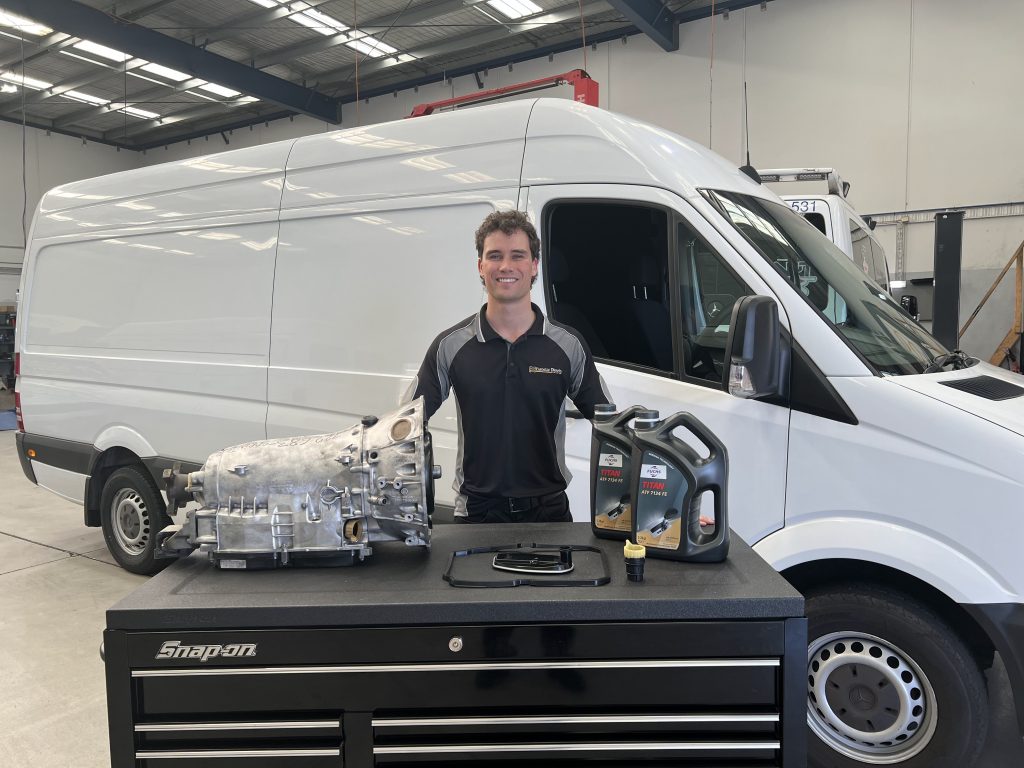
[406,304,610,508]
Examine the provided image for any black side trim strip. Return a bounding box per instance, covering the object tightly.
[15,432,37,485]
[20,433,93,474]
[142,456,203,491]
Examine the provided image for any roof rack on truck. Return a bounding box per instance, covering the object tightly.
[408,68,598,117]
[759,167,850,199]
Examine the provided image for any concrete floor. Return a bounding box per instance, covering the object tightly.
[1,430,1023,767]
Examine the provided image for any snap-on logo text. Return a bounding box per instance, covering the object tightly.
[155,640,257,662]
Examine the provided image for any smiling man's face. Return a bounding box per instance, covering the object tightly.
[478,229,537,305]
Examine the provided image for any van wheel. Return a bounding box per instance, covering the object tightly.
[805,584,986,767]
[100,466,171,575]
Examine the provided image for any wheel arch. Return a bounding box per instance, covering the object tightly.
[781,557,995,668]
[85,446,154,527]
[85,427,161,527]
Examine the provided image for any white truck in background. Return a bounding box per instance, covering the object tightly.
[761,168,890,292]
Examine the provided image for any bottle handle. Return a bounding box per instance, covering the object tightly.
[655,412,727,464]
[611,404,648,430]
[686,484,727,552]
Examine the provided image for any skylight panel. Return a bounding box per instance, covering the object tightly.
[246,0,280,8]
[300,8,350,34]
[486,0,542,19]
[346,36,398,58]
[197,82,241,98]
[63,90,110,106]
[140,62,192,82]
[73,40,131,63]
[0,71,54,90]
[0,10,52,36]
[110,102,160,120]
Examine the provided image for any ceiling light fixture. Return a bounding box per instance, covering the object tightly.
[485,0,542,20]
[197,82,241,98]
[346,36,398,58]
[110,102,160,119]
[63,89,110,105]
[140,62,192,82]
[0,70,54,90]
[0,10,52,36]
[296,7,350,35]
[72,39,132,63]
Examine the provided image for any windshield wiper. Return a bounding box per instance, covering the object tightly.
[924,349,975,373]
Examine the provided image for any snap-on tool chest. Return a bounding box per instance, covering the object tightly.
[104,523,806,767]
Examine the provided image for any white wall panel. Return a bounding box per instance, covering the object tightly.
[0,121,139,302]
[906,0,1024,210]
[743,0,913,213]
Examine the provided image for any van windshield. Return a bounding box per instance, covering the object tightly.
[705,190,946,376]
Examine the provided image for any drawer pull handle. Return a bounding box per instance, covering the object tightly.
[136,720,339,732]
[134,658,779,678]
[136,748,341,759]
[373,713,780,727]
[374,741,781,755]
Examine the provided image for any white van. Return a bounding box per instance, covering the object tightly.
[13,99,1023,768]
[760,167,891,291]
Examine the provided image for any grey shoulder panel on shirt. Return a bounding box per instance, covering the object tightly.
[436,319,477,395]
[545,321,589,398]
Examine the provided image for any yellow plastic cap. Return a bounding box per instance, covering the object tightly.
[623,540,646,559]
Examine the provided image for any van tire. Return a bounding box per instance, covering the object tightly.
[805,584,986,768]
[100,466,172,575]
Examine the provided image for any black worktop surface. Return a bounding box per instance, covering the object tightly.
[106,523,803,631]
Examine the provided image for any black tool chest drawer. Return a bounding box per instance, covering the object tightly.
[107,620,805,768]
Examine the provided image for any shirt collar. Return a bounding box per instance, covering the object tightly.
[475,303,546,342]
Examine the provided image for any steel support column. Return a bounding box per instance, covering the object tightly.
[607,0,678,51]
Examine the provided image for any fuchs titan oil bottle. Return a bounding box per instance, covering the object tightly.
[629,409,729,563]
[590,404,647,540]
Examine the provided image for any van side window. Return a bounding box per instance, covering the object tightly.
[849,219,873,278]
[546,203,672,373]
[804,212,827,235]
[869,237,889,287]
[677,221,752,384]
[850,219,887,287]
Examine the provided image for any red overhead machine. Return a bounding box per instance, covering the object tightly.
[407,69,599,117]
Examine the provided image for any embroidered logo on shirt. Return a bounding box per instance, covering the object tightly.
[529,366,563,375]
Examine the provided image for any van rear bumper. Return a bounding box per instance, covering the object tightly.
[965,602,1024,734]
[15,432,37,485]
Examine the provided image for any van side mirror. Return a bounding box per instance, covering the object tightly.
[725,296,781,399]
[900,294,920,321]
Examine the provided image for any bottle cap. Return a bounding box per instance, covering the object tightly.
[634,410,660,426]
[623,540,646,559]
[593,403,617,420]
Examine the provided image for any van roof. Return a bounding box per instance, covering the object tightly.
[36,98,767,228]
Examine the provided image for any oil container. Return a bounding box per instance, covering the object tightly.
[590,403,647,540]
[629,409,729,562]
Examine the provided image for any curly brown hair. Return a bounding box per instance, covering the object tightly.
[474,210,540,262]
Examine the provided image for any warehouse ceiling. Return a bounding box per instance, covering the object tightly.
[0,0,767,150]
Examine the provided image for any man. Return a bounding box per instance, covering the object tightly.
[405,210,611,523]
